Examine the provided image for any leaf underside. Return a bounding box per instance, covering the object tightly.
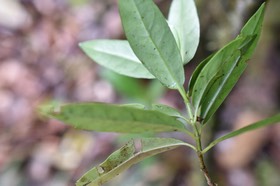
[168,0,200,64]
[79,40,154,79]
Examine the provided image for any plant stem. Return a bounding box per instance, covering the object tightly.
[197,152,217,186]
[178,86,194,122]
[178,86,217,185]
[194,122,217,186]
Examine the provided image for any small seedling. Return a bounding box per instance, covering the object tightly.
[40,0,280,185]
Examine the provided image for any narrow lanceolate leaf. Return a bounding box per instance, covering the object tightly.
[198,50,242,123]
[191,38,244,118]
[168,0,200,64]
[238,3,266,58]
[191,3,266,124]
[119,0,184,89]
[39,103,187,133]
[188,53,214,96]
[79,40,154,79]
[76,138,195,186]
[203,113,280,153]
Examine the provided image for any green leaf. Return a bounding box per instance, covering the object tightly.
[79,40,154,79]
[119,0,184,89]
[39,103,187,133]
[239,3,266,57]
[76,138,195,186]
[199,49,243,123]
[168,24,181,51]
[151,104,183,118]
[188,53,214,96]
[120,103,146,109]
[203,113,280,153]
[121,103,183,119]
[191,3,266,123]
[168,0,200,64]
[191,38,244,118]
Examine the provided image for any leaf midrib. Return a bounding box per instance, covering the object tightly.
[88,143,187,186]
[67,118,183,128]
[201,52,242,118]
[131,0,181,88]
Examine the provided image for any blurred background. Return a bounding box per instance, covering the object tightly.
[0,0,279,185]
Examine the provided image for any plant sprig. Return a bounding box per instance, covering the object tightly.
[39,1,279,185]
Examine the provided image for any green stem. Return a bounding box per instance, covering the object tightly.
[178,86,194,122]
[197,152,217,186]
[177,85,216,185]
[194,122,217,186]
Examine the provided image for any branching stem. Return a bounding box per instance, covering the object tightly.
[178,86,217,186]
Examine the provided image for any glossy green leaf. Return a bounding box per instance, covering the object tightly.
[76,138,195,186]
[79,40,154,79]
[168,0,200,64]
[119,0,184,89]
[39,103,187,133]
[203,113,280,153]
[191,3,266,123]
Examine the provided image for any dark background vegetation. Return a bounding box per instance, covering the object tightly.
[0,0,279,185]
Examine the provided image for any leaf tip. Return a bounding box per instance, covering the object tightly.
[78,41,88,50]
[37,101,62,119]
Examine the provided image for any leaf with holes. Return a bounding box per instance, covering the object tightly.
[76,138,195,186]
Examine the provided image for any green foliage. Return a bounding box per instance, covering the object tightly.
[40,103,187,133]
[79,40,154,79]
[39,1,280,185]
[76,138,194,186]
[202,113,280,153]
[190,3,265,124]
[168,0,200,64]
[119,0,184,89]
